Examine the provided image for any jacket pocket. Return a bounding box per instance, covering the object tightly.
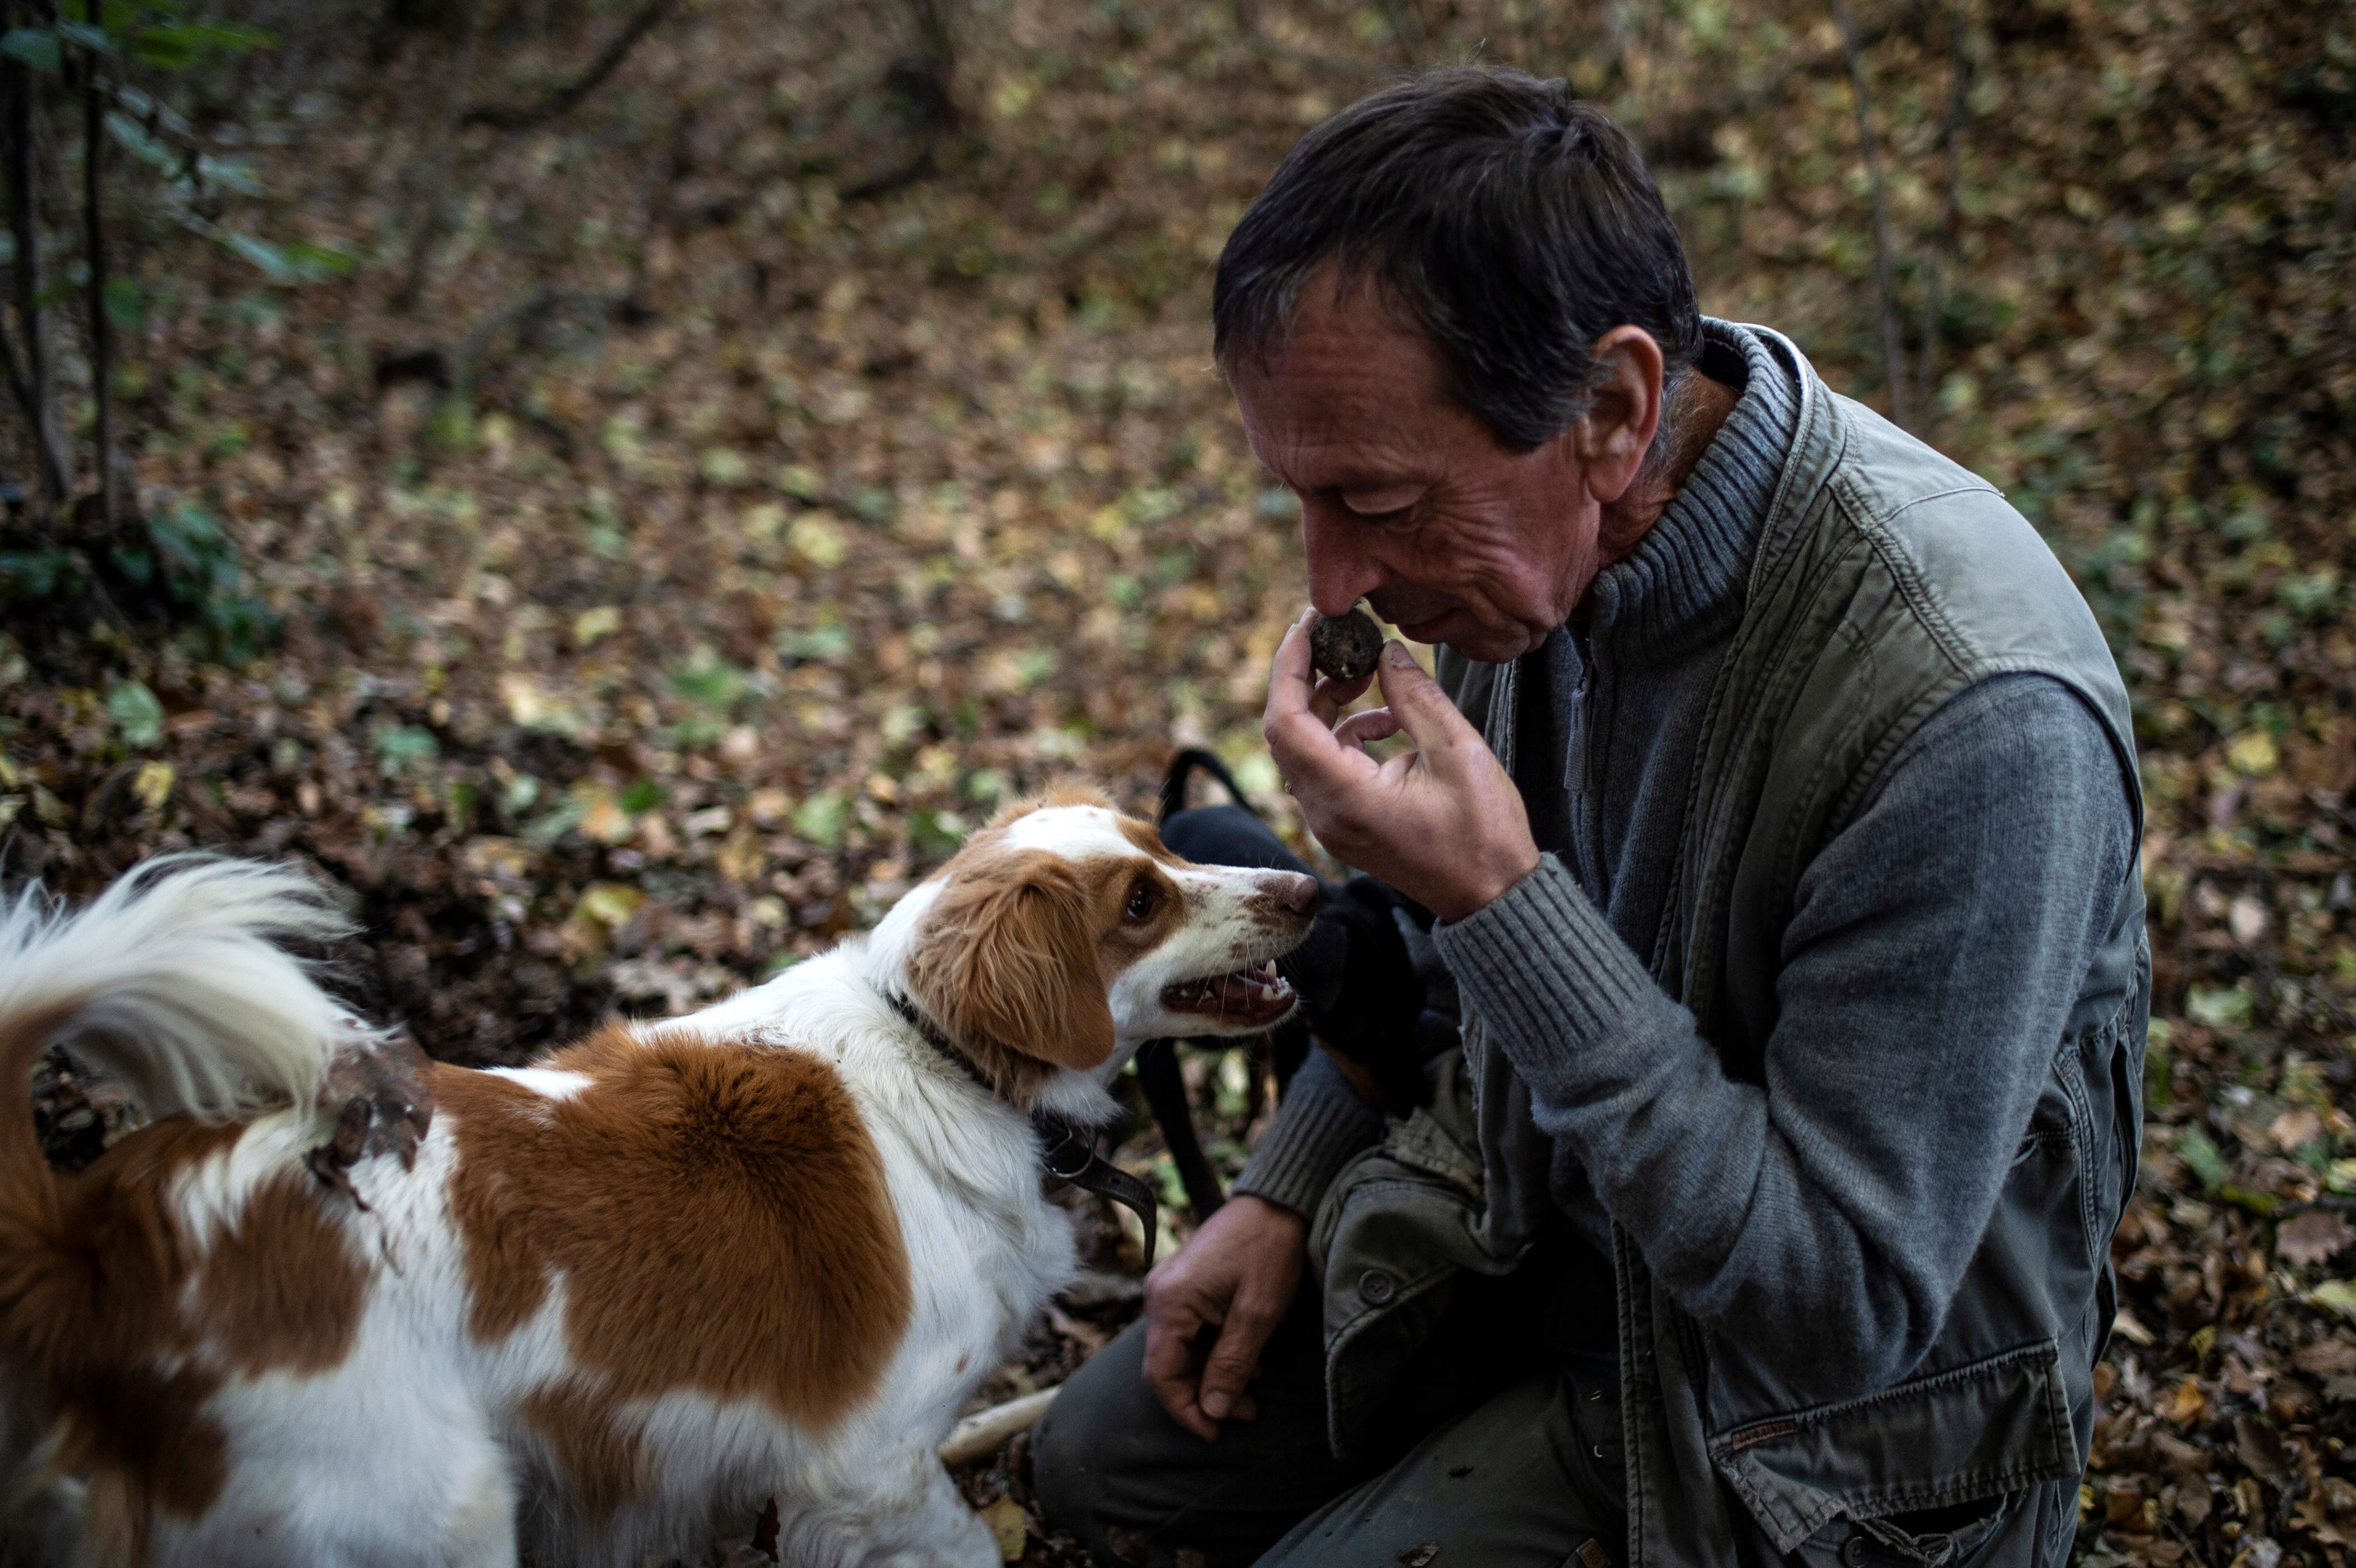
[1310,1084,1507,1461]
[1706,1340,2078,1556]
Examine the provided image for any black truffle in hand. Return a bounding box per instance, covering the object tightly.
[1309,602,1385,682]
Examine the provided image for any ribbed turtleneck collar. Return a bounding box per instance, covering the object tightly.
[1579,320,1802,656]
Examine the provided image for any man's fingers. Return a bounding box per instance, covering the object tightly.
[1332,707,1401,750]
[1196,1299,1280,1422]
[1141,1303,1218,1442]
[1374,640,1483,759]
[1308,670,1377,727]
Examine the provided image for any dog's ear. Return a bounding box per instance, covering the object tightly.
[908,848,1115,1074]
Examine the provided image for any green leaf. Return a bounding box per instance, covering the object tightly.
[371,723,439,776]
[2178,1126,2231,1192]
[103,276,144,330]
[127,19,274,69]
[793,792,848,849]
[107,681,164,750]
[2185,986,2253,1029]
[2310,1279,2356,1322]
[618,778,663,815]
[57,21,111,53]
[0,28,62,72]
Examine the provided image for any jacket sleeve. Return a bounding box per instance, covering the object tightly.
[1431,673,2134,1398]
[1231,1048,1386,1219]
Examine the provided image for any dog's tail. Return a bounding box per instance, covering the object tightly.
[0,856,365,1293]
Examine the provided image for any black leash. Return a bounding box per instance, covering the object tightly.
[885,992,1160,1266]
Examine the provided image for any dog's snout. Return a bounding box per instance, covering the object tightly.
[1272,871,1319,916]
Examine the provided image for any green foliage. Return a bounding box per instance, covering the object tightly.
[106,680,163,749]
[0,502,277,663]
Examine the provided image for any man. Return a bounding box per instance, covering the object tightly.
[1035,66,2145,1568]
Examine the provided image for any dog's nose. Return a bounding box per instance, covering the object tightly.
[1273,871,1319,915]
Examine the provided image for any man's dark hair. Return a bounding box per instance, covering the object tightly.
[1212,67,1702,454]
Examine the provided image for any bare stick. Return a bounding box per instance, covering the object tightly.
[81,0,111,528]
[940,1387,1058,1467]
[1832,0,1910,430]
[1913,0,1970,427]
[461,0,679,133]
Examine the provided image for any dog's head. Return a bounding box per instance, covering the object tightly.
[868,786,1317,1107]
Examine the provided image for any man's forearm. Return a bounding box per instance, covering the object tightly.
[1231,1047,1385,1219]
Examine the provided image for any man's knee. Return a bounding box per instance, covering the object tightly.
[1032,1320,1175,1561]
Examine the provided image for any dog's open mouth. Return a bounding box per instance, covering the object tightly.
[1162,959,1296,1029]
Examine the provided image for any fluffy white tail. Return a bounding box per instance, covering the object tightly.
[0,855,365,1122]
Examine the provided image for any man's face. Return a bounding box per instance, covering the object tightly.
[1228,271,1609,665]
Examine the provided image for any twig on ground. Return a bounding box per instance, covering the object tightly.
[461,0,680,132]
[941,1387,1059,1467]
[1832,0,1912,430]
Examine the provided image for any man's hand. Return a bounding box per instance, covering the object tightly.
[1140,1194,1306,1441]
[1263,611,1539,923]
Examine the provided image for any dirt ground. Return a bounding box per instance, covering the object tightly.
[3,0,2353,1561]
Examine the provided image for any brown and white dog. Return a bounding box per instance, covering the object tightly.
[0,788,1314,1567]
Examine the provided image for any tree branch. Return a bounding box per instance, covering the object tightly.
[1832,0,1911,430]
[460,0,679,133]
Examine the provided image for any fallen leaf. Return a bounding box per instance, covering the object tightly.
[2309,1279,2356,1321]
[132,760,174,812]
[2291,1338,2356,1377]
[575,883,646,930]
[2267,1107,2321,1152]
[2276,1209,2356,1268]
[980,1495,1027,1562]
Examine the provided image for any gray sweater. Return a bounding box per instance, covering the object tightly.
[1236,322,2135,1389]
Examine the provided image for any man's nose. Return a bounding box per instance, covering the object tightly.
[1301,501,1383,617]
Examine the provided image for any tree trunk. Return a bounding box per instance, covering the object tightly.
[3,1,73,517]
[82,0,113,528]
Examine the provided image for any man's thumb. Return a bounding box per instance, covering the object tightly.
[1375,641,1460,739]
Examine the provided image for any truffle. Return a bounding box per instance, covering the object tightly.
[1309,602,1385,682]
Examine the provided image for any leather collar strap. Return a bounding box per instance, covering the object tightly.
[884,993,1159,1266]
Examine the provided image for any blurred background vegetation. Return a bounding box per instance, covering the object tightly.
[1,0,2353,1560]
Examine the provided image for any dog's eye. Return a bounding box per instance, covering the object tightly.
[1124,880,1157,922]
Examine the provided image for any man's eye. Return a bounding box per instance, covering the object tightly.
[1125,883,1157,921]
[1342,492,1421,525]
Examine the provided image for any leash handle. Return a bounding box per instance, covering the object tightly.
[1035,1114,1160,1269]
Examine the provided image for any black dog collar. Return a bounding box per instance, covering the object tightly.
[885,992,1160,1266]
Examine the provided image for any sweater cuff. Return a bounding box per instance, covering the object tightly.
[1231,1048,1384,1220]
[1431,855,1658,1096]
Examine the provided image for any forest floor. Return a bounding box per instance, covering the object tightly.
[3,0,2353,1561]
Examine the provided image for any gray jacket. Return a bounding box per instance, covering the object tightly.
[1304,329,2146,1567]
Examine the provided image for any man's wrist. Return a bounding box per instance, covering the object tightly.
[1428,842,1543,924]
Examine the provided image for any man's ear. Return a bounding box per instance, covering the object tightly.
[1574,324,1666,503]
[907,850,1116,1073]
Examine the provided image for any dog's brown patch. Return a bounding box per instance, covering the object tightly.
[199,1172,369,1376]
[438,1031,913,1456]
[521,1380,646,1523]
[0,1099,345,1551]
[906,845,1117,1091]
